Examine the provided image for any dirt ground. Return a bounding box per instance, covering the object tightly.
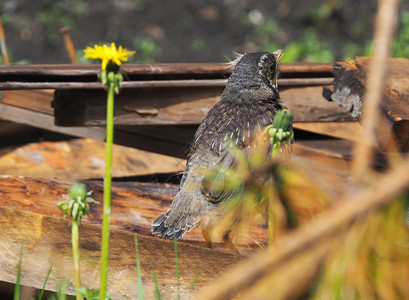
[0,0,387,64]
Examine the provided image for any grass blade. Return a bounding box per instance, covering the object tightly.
[38,264,53,300]
[135,234,144,300]
[190,270,201,291]
[14,246,23,300]
[56,280,68,300]
[174,235,180,300]
[151,266,161,300]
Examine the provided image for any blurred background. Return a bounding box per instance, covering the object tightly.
[0,0,408,64]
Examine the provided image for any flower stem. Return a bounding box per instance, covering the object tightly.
[13,246,23,300]
[135,235,144,300]
[72,219,82,300]
[99,81,115,300]
[267,194,275,246]
[272,145,279,157]
[174,235,180,300]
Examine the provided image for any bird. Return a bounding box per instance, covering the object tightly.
[152,50,288,253]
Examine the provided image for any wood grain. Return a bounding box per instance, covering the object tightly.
[52,85,352,126]
[0,138,185,179]
[0,62,332,77]
[0,205,240,299]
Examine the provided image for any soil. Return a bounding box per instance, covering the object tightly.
[0,0,389,64]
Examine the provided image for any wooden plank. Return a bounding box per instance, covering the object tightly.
[0,78,333,90]
[0,62,332,77]
[0,134,352,245]
[53,87,224,126]
[53,85,352,127]
[0,97,356,161]
[0,86,355,159]
[282,86,355,122]
[0,205,240,299]
[0,135,353,296]
[0,138,185,179]
[0,62,333,90]
[293,122,362,141]
[0,101,192,158]
[113,125,195,158]
[0,63,230,78]
[0,175,270,249]
[0,80,226,90]
[0,175,178,239]
[0,102,106,139]
[0,135,352,298]
[292,139,352,199]
[1,89,54,114]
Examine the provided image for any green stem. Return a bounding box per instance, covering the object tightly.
[135,235,144,300]
[14,246,23,300]
[99,82,115,300]
[174,236,180,300]
[272,144,279,157]
[267,183,278,246]
[38,264,53,300]
[267,198,275,246]
[72,220,82,300]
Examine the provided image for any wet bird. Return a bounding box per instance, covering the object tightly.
[152,50,287,252]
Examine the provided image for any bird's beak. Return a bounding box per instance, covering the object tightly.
[273,49,284,62]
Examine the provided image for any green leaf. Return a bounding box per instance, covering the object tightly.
[135,235,144,300]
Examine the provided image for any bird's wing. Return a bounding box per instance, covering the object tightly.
[192,100,282,157]
[195,100,284,203]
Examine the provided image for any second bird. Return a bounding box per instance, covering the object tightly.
[152,50,288,250]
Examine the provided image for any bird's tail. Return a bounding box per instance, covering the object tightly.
[151,211,187,240]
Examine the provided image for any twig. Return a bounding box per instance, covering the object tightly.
[0,11,11,65]
[60,27,78,64]
[352,0,399,177]
[194,155,409,300]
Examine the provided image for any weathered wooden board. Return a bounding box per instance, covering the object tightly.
[1,89,54,114]
[0,138,185,179]
[293,122,362,141]
[0,102,107,140]
[0,62,356,159]
[52,86,225,126]
[0,78,333,90]
[327,57,409,151]
[0,175,176,238]
[0,62,340,127]
[51,85,352,126]
[0,134,353,298]
[0,62,332,80]
[292,139,352,199]
[0,85,355,158]
[0,175,270,248]
[0,205,240,299]
[281,86,355,122]
[0,100,191,158]
[0,136,352,245]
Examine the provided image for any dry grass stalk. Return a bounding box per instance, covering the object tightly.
[194,156,409,300]
[202,134,328,246]
[312,199,409,300]
[352,0,399,177]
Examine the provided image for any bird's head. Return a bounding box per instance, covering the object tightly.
[225,50,284,101]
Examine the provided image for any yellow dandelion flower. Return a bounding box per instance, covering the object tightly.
[84,42,135,70]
